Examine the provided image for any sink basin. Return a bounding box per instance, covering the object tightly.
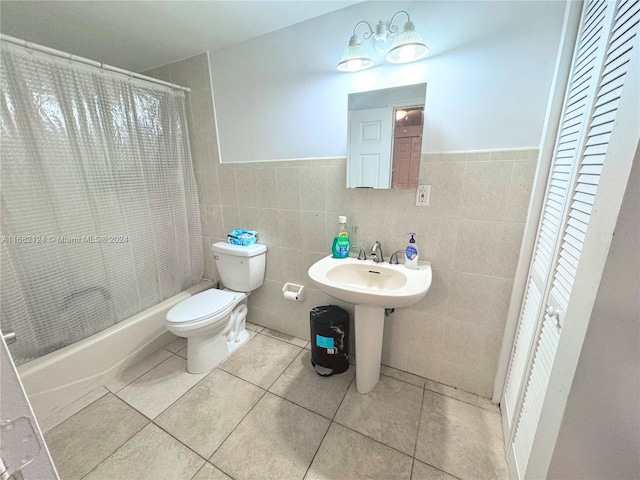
[327,263,406,289]
[308,256,432,308]
[308,255,432,394]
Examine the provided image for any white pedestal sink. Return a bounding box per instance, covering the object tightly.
[308,256,432,393]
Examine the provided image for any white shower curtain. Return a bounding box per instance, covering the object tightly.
[0,43,203,365]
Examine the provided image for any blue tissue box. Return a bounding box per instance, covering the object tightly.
[227,230,258,246]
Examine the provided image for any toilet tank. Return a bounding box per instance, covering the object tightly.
[211,242,267,292]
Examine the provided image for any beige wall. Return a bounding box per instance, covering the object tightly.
[145,54,537,398]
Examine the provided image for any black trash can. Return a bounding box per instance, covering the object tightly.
[309,305,349,376]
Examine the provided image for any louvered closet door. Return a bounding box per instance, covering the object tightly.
[503,0,640,477]
[502,0,612,431]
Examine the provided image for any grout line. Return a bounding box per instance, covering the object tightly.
[404,387,471,480]
[46,390,113,435]
[124,333,496,419]
[110,352,179,395]
[110,349,177,393]
[456,158,470,221]
[444,217,525,225]
[219,350,346,421]
[302,374,357,479]
[331,374,356,422]
[503,161,518,222]
[267,367,357,421]
[150,419,209,463]
[423,383,499,413]
[217,365,268,390]
[78,404,150,480]
[66,339,290,478]
[205,370,353,464]
[86,377,459,480]
[42,386,109,433]
[85,414,212,479]
[232,168,240,211]
[260,328,309,348]
[379,367,426,389]
[189,462,212,480]
[79,348,488,480]
[264,341,305,391]
[412,386,426,461]
[113,363,267,475]
[172,348,187,360]
[414,456,466,480]
[313,374,421,462]
[81,330,495,479]
[204,371,356,475]
[206,383,268,467]
[332,420,415,460]
[114,359,216,424]
[100,348,175,395]
[113,394,156,421]
[121,333,284,428]
[439,270,515,280]
[494,222,507,279]
[205,459,236,480]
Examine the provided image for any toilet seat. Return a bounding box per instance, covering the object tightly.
[166,289,237,325]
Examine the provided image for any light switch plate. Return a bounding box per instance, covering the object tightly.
[416,185,430,206]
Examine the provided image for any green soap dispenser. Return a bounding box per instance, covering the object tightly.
[405,233,419,269]
[332,216,350,258]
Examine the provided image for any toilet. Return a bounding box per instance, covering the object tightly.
[165,242,267,373]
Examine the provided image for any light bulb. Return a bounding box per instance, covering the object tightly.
[397,45,417,62]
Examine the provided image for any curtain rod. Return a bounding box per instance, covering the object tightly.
[0,34,191,93]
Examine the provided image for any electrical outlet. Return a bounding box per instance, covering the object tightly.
[416,185,430,206]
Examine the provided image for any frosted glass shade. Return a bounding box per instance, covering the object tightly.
[385,21,429,64]
[337,35,374,72]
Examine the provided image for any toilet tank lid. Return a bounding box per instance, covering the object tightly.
[212,242,267,257]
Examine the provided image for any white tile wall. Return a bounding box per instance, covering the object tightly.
[146,55,538,398]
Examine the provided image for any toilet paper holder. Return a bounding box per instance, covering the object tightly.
[282,283,305,302]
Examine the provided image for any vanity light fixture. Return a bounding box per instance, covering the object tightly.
[336,10,428,72]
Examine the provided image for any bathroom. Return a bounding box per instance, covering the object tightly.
[0,1,638,479]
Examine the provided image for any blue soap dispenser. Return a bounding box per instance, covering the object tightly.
[405,233,419,270]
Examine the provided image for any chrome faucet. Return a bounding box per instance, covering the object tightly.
[350,245,367,261]
[389,250,405,265]
[370,241,384,263]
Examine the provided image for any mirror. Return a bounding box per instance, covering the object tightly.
[346,83,427,189]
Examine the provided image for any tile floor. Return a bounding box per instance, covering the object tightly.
[44,324,509,480]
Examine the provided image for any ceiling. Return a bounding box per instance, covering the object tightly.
[0,1,361,72]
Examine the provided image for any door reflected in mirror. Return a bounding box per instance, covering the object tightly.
[347,83,427,189]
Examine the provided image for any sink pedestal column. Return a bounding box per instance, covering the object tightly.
[354,304,385,394]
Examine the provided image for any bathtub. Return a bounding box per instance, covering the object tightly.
[17,280,213,421]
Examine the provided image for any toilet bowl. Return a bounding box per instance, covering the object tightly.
[165,242,267,373]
